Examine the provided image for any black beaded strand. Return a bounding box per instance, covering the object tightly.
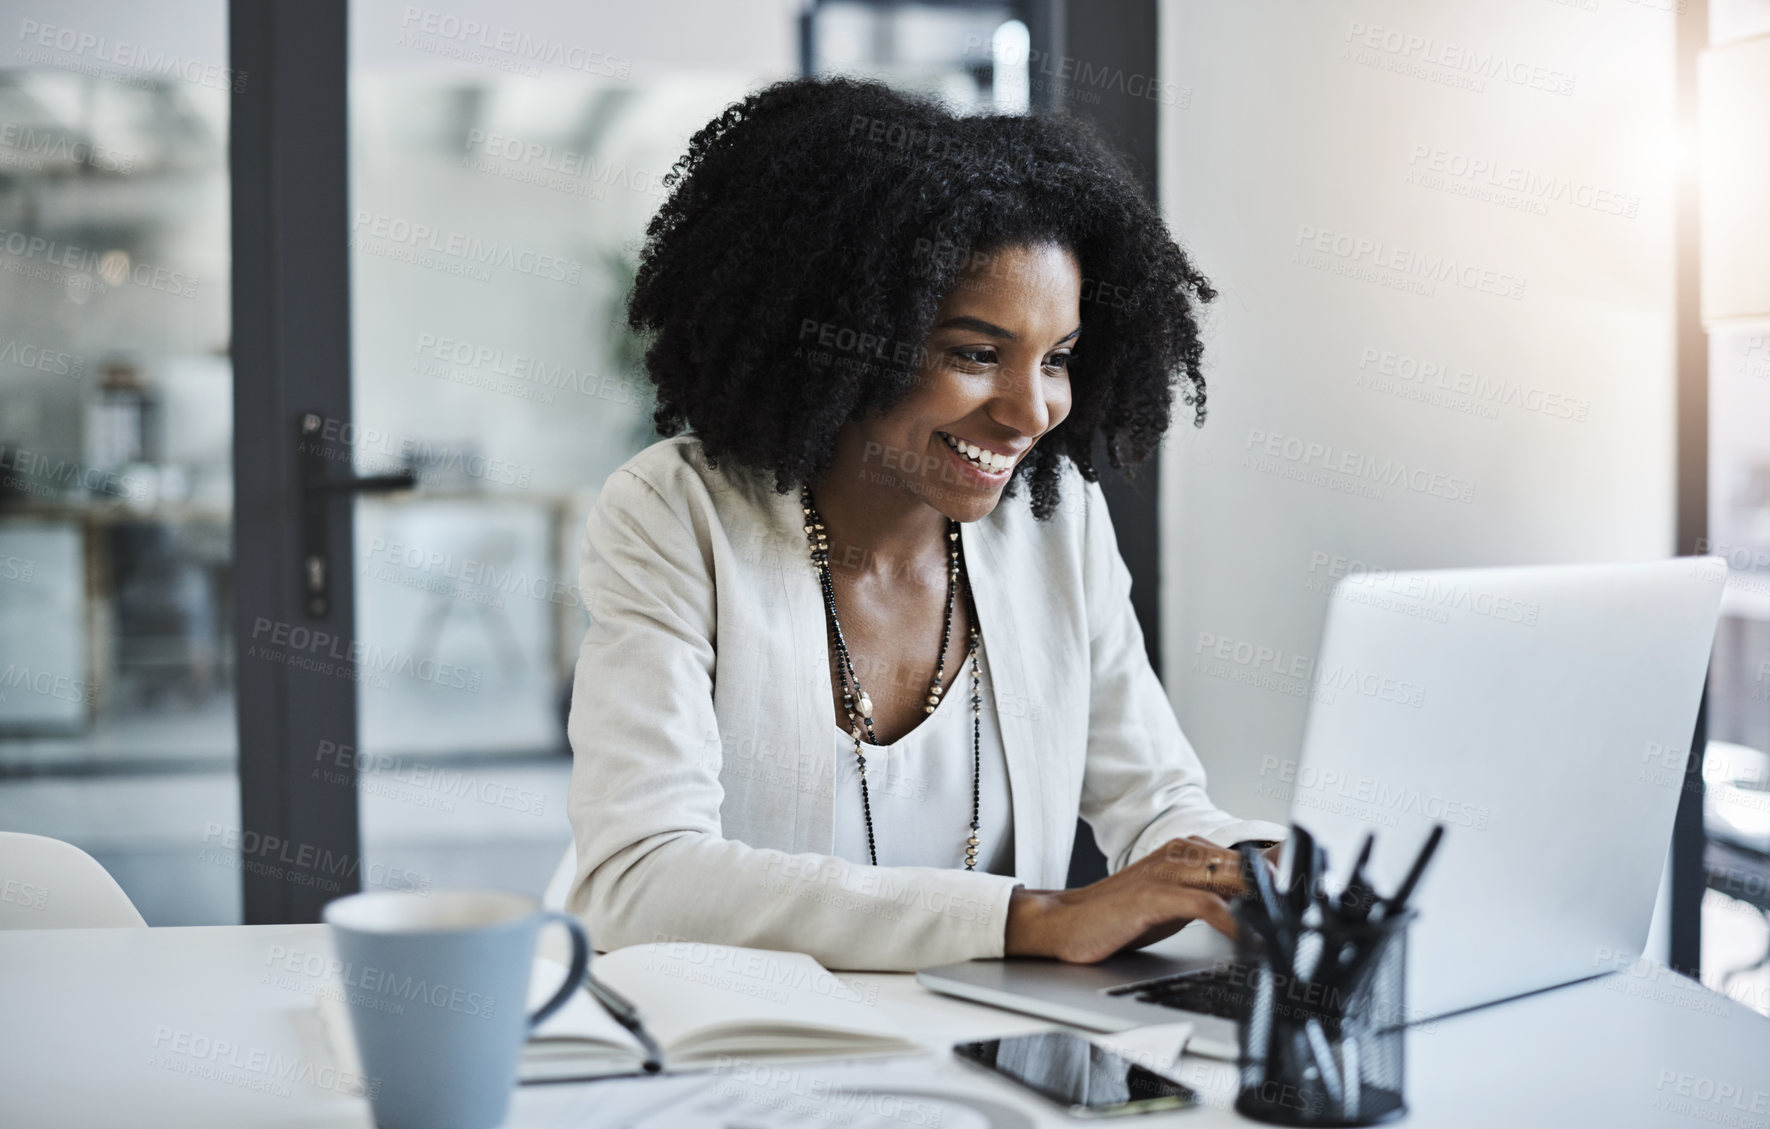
[802,484,983,871]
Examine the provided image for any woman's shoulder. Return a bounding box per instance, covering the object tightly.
[595,435,781,524]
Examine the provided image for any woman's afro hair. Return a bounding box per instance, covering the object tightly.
[627,76,1215,519]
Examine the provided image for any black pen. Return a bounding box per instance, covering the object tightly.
[584,972,665,1073]
[1376,823,1446,922]
[1285,825,1318,925]
[1329,823,1449,1005]
[1340,833,1379,925]
[1239,842,1290,959]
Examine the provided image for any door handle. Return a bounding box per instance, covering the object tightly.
[298,412,416,618]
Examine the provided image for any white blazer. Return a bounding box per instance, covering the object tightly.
[565,437,1286,971]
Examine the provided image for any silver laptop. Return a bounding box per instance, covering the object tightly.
[917,557,1727,1059]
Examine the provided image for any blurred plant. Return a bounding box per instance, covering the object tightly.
[594,248,659,454]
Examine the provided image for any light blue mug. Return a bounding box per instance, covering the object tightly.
[323,888,589,1129]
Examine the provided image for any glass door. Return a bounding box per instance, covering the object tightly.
[0,0,241,924]
[1700,327,1770,1017]
[343,1,797,902]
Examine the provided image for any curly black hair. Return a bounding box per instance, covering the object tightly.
[627,76,1215,520]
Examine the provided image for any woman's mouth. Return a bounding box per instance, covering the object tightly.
[937,431,1018,478]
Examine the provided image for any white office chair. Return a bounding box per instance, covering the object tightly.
[536,841,585,963]
[542,840,577,911]
[0,831,147,929]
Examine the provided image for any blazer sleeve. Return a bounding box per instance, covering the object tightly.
[1075,480,1289,871]
[563,468,1021,972]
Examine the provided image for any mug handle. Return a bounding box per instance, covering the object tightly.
[527,911,591,1030]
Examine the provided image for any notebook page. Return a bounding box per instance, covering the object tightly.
[593,943,908,1053]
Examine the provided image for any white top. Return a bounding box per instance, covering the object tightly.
[831,644,1016,875]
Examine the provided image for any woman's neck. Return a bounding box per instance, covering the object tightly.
[810,435,952,585]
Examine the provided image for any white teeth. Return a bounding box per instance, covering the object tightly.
[941,433,1012,473]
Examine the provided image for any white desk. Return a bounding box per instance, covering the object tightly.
[3,923,1768,1128]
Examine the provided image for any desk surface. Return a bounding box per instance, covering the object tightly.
[2,923,1768,1129]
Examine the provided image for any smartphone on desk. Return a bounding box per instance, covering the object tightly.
[953,1030,1198,1118]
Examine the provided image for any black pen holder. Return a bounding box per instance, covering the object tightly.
[1230,905,1413,1127]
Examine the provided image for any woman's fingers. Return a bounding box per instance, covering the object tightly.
[1158,886,1238,941]
[1148,836,1245,897]
[1033,866,1248,961]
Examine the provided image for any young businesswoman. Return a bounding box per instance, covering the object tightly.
[564,77,1286,971]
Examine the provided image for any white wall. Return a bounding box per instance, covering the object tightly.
[1158,0,1679,823]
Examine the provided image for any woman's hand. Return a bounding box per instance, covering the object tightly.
[1004,836,1270,964]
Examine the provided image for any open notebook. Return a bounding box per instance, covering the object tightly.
[316,942,920,1081]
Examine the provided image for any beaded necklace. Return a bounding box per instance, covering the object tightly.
[801,484,984,870]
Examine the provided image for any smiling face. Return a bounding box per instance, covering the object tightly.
[841,241,1081,523]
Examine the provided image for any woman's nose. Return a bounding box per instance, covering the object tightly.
[988,363,1052,438]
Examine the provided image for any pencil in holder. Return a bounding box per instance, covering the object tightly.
[1230,904,1414,1127]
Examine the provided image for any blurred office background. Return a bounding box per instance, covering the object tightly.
[1,0,1767,1016]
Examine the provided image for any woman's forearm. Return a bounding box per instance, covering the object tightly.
[577,832,1022,972]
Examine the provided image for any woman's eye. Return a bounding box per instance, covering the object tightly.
[951,348,997,367]
[1045,352,1073,372]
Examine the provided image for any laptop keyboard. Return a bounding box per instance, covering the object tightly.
[1104,965,1253,1020]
